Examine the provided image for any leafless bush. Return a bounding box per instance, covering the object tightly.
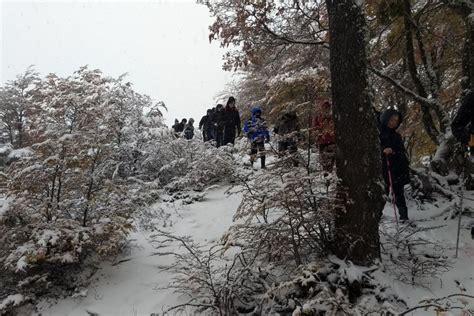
[380,222,452,286]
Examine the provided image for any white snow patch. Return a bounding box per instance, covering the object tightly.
[0,294,25,311]
[8,148,33,159]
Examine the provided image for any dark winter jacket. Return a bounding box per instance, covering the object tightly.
[379,109,410,185]
[211,107,226,133]
[243,107,270,142]
[274,112,299,136]
[451,90,474,145]
[184,121,195,140]
[224,105,241,135]
[199,115,211,130]
[174,122,185,133]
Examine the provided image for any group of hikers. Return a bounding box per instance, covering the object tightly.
[170,96,337,170]
[170,89,474,226]
[171,96,241,146]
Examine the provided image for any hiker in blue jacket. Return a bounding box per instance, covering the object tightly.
[243,106,270,169]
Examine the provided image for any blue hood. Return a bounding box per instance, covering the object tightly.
[251,106,262,116]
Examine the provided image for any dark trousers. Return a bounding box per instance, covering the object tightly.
[278,138,297,155]
[250,140,266,168]
[386,180,408,220]
[318,143,336,172]
[224,128,236,145]
[215,130,224,147]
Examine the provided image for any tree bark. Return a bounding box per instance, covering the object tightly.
[326,0,385,265]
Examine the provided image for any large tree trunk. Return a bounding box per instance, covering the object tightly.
[326,0,385,265]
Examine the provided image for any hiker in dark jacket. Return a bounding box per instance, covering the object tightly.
[274,111,300,166]
[223,97,241,145]
[452,90,474,145]
[243,106,270,169]
[212,104,226,147]
[199,109,213,141]
[380,109,410,221]
[184,118,195,140]
[175,119,186,133]
[451,89,474,191]
[172,119,179,132]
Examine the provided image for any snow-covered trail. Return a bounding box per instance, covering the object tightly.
[379,189,474,314]
[36,186,242,316]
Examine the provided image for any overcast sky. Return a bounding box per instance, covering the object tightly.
[1,0,233,126]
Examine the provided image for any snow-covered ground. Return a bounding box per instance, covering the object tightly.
[36,186,242,316]
[33,155,474,315]
[377,186,474,315]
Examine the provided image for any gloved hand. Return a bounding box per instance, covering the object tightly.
[469,134,474,147]
[265,136,270,143]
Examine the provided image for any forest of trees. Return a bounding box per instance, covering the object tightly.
[1,0,474,315]
[205,0,473,263]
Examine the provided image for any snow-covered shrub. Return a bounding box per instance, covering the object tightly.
[0,67,165,303]
[157,139,235,192]
[225,155,336,267]
[155,229,404,315]
[380,222,452,286]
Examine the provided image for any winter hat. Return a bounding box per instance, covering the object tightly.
[251,106,262,115]
[227,96,236,107]
[380,108,403,129]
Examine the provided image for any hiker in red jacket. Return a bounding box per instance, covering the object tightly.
[312,100,336,172]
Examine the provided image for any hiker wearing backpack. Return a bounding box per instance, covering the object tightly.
[199,109,213,141]
[451,89,474,240]
[243,107,270,169]
[212,104,226,147]
[184,118,195,140]
[379,109,410,222]
[274,110,300,166]
[223,96,241,145]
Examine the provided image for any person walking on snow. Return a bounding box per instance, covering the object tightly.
[172,119,180,133]
[312,100,336,172]
[379,109,410,221]
[274,110,300,166]
[212,104,226,147]
[243,107,270,169]
[223,96,241,145]
[184,118,195,140]
[451,89,474,239]
[199,109,213,141]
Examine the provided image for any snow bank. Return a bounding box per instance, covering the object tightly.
[0,294,25,312]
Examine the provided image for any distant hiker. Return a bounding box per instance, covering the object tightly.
[199,109,213,141]
[379,109,410,221]
[243,106,270,169]
[212,104,226,147]
[172,119,180,133]
[452,90,474,146]
[312,100,336,172]
[452,90,474,190]
[174,119,186,134]
[184,118,195,140]
[274,110,300,166]
[223,96,241,145]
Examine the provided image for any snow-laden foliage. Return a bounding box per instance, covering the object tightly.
[380,222,452,285]
[153,230,404,315]
[225,153,337,267]
[0,67,168,305]
[156,139,235,193]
